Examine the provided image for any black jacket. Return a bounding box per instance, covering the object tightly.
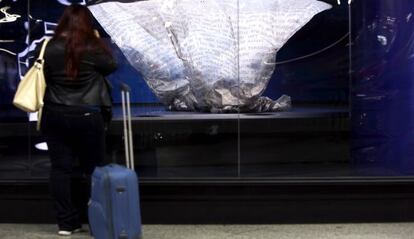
[41,38,117,107]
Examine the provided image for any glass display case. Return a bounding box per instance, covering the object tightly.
[0,0,413,183]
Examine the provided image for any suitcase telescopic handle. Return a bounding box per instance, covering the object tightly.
[121,82,134,170]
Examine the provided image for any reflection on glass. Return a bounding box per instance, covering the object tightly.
[0,6,21,23]
[352,0,414,176]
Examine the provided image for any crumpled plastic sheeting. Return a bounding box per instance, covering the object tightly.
[89,0,331,112]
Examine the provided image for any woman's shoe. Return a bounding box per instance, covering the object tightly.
[57,230,72,236]
[57,226,83,236]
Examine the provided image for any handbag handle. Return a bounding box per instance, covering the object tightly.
[36,38,50,63]
[35,38,49,131]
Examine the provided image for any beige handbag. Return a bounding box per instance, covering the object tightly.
[13,39,49,130]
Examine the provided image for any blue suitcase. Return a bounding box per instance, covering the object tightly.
[88,84,142,239]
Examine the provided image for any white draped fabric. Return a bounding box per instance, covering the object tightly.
[89,0,331,112]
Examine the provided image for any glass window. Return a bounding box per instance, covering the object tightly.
[0,0,31,180]
[88,0,240,179]
[238,0,351,178]
[1,0,414,182]
[351,0,414,176]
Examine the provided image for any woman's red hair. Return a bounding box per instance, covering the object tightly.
[54,4,112,79]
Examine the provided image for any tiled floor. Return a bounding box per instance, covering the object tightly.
[1,223,414,239]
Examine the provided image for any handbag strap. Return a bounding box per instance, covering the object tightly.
[37,38,50,60]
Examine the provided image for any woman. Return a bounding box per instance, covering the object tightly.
[40,4,117,236]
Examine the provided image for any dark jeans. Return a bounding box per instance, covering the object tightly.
[41,103,106,231]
